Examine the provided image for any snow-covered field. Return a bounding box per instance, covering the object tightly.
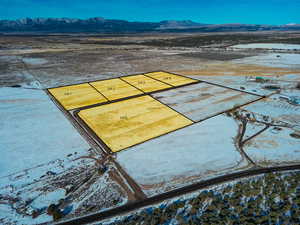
[0,87,126,224]
[231,43,300,50]
[117,115,248,196]
[188,75,278,96]
[244,121,267,139]
[0,87,91,176]
[0,87,91,224]
[243,94,300,127]
[233,53,300,68]
[151,82,260,122]
[1,57,299,223]
[244,126,300,166]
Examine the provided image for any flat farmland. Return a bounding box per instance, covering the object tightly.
[243,126,300,166]
[48,83,107,110]
[90,78,143,101]
[121,75,172,92]
[151,82,261,122]
[2,32,300,225]
[145,71,198,86]
[117,114,248,196]
[77,95,193,152]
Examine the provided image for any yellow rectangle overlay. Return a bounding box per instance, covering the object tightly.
[90,78,143,101]
[121,74,171,93]
[78,95,193,152]
[48,83,107,110]
[145,71,197,86]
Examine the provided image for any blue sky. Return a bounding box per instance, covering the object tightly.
[1,0,299,25]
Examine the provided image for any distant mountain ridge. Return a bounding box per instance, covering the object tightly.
[0,17,300,33]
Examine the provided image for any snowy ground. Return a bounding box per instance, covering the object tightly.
[0,87,126,224]
[231,43,300,50]
[232,53,300,68]
[117,115,248,196]
[0,87,91,223]
[1,58,300,224]
[22,57,48,65]
[244,121,267,140]
[188,75,277,96]
[0,87,91,176]
[151,82,260,122]
[243,93,300,127]
[244,126,300,166]
[187,74,300,97]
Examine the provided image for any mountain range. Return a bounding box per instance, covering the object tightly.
[0,17,300,33]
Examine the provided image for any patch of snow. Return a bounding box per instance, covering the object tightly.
[22,80,42,89]
[232,53,300,68]
[232,43,300,50]
[280,89,300,99]
[244,122,266,140]
[31,189,65,209]
[22,57,48,65]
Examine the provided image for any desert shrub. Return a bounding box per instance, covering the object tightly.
[105,172,300,225]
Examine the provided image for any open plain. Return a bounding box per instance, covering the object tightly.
[1,31,300,224]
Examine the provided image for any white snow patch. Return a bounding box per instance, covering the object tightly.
[232,43,300,50]
[22,57,48,65]
[31,189,65,209]
[232,53,300,68]
[244,122,266,139]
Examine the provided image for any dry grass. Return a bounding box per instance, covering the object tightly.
[174,63,300,77]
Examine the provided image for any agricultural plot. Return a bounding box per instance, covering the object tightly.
[48,72,196,111]
[48,83,107,110]
[117,115,248,196]
[45,71,300,205]
[145,71,198,86]
[187,75,276,96]
[151,82,261,122]
[90,78,143,101]
[77,95,193,152]
[243,126,300,166]
[243,93,300,127]
[121,74,172,92]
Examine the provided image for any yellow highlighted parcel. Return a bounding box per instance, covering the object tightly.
[90,78,143,101]
[78,95,193,152]
[48,83,107,110]
[121,75,171,92]
[146,71,198,86]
